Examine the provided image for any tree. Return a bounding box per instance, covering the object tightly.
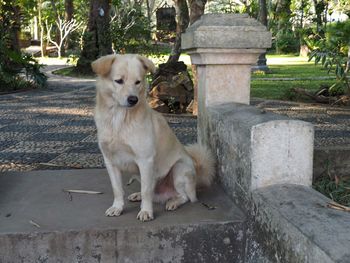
[65,0,74,21]
[76,0,112,74]
[189,0,207,24]
[1,1,21,54]
[166,0,189,64]
[46,17,82,58]
[64,0,74,49]
[256,0,269,71]
[275,0,292,53]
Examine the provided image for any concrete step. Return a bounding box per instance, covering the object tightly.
[0,169,246,263]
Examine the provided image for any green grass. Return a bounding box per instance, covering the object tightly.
[52,67,95,79]
[252,64,331,79]
[251,55,336,100]
[53,54,337,102]
[314,175,350,207]
[251,79,335,101]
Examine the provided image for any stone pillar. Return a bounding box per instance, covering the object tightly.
[182,14,314,194]
[182,13,271,144]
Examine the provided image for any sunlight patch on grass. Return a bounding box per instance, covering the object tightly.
[266,55,311,65]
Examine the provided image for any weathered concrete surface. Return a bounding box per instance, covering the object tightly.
[190,49,263,107]
[207,103,314,197]
[182,14,271,50]
[247,184,350,263]
[0,169,246,263]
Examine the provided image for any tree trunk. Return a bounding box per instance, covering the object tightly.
[187,0,206,115]
[38,0,46,57]
[275,0,291,54]
[65,0,74,21]
[76,0,112,74]
[50,0,65,56]
[166,0,189,64]
[346,45,350,73]
[33,15,39,40]
[189,0,206,25]
[65,0,74,50]
[258,0,267,26]
[256,0,268,71]
[4,4,21,54]
[313,0,325,35]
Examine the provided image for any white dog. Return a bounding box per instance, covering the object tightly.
[92,54,215,221]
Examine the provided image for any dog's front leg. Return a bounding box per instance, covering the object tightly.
[137,158,155,222]
[104,160,124,217]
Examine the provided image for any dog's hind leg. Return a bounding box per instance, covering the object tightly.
[165,160,197,211]
[128,192,141,202]
[127,175,142,202]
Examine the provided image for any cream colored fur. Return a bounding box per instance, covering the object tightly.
[92,54,215,222]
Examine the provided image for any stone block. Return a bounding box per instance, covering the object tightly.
[247,184,350,263]
[206,103,314,196]
[182,14,271,50]
[0,169,246,262]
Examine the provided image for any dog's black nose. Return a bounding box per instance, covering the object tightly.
[127,96,138,106]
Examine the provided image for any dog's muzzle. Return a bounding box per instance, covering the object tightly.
[127,96,138,107]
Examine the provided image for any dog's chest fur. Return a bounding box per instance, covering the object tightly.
[95,107,155,170]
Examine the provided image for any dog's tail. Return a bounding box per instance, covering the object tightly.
[185,143,216,188]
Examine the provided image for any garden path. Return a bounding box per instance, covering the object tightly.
[0,61,348,172]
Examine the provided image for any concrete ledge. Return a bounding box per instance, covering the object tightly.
[246,184,350,263]
[0,169,246,262]
[206,103,314,198]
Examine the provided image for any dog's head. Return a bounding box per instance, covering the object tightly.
[91,54,155,108]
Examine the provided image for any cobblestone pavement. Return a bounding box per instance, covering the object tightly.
[0,64,196,172]
[0,64,349,172]
[251,98,350,149]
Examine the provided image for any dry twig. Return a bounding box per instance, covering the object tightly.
[326,201,350,212]
[29,220,41,228]
[62,189,103,195]
[201,202,217,210]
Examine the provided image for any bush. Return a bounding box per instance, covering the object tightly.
[274,30,300,54]
[308,21,350,95]
[110,4,152,54]
[0,4,47,93]
[0,47,47,92]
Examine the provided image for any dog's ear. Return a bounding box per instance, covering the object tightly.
[137,55,156,74]
[91,54,116,76]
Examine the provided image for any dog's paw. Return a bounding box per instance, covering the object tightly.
[137,210,154,222]
[128,192,141,202]
[165,199,180,211]
[105,206,123,217]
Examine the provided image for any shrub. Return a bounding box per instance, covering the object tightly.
[308,21,350,95]
[274,30,300,54]
[110,4,152,54]
[0,49,47,92]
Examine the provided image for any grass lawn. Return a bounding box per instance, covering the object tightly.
[251,79,335,100]
[251,54,336,100]
[53,54,336,102]
[52,66,94,79]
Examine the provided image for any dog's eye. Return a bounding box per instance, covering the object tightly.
[135,80,141,85]
[115,79,124,84]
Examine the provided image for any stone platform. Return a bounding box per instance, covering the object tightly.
[0,169,246,262]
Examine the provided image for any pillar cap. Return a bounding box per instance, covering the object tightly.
[182,14,272,50]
